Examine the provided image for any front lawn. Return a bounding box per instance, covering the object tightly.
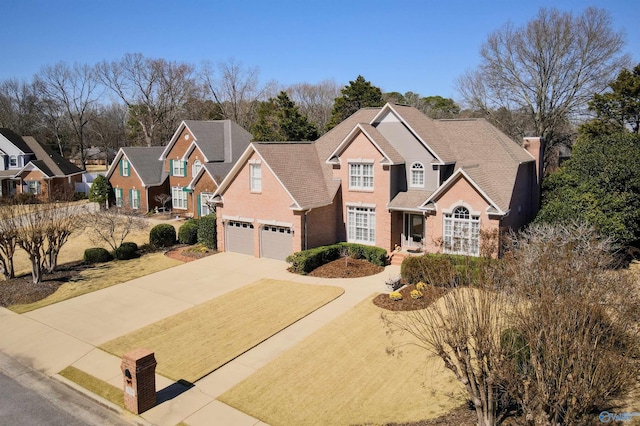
[219,296,465,425]
[100,279,344,383]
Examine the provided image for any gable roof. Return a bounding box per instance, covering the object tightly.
[160,120,252,163]
[187,162,234,189]
[432,119,534,212]
[215,142,334,211]
[326,123,404,165]
[20,136,83,177]
[0,128,34,154]
[107,147,167,186]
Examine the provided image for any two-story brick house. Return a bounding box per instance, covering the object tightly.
[106,120,252,215]
[213,103,543,260]
[0,129,84,200]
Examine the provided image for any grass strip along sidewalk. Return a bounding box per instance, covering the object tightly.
[100,279,344,383]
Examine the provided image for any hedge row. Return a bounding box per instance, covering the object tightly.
[400,253,489,287]
[83,241,140,263]
[286,242,387,274]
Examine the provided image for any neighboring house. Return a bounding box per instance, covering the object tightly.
[106,147,168,211]
[72,146,117,166]
[106,120,252,216]
[213,103,544,260]
[0,128,84,200]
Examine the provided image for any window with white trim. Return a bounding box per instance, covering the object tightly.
[172,160,186,177]
[192,159,202,177]
[250,163,262,192]
[410,162,424,187]
[130,189,140,209]
[121,159,130,176]
[9,156,17,168]
[443,206,480,256]
[172,186,187,210]
[349,163,374,190]
[114,188,123,207]
[200,192,214,216]
[347,206,376,244]
[26,180,40,195]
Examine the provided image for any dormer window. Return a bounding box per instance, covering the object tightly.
[9,156,17,168]
[410,162,424,187]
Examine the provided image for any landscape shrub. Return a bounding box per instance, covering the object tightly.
[389,291,403,301]
[401,253,489,286]
[112,242,139,260]
[83,247,113,263]
[149,223,176,248]
[197,214,217,249]
[178,219,199,245]
[286,242,387,274]
[410,289,423,299]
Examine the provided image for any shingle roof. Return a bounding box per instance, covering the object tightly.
[388,189,434,210]
[433,119,534,211]
[0,128,33,154]
[182,120,252,163]
[202,162,234,186]
[383,105,457,163]
[21,136,83,176]
[121,146,167,186]
[329,123,404,165]
[253,142,333,209]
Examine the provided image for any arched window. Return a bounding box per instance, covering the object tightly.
[410,162,424,187]
[443,206,480,256]
[192,159,202,177]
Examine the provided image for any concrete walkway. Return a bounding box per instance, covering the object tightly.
[0,252,400,426]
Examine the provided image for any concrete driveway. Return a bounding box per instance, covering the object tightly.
[0,252,399,425]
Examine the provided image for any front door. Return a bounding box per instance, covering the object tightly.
[403,213,424,248]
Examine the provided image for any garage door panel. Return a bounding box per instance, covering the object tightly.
[260,226,293,261]
[225,221,254,255]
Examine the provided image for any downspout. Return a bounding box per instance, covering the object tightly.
[304,208,313,250]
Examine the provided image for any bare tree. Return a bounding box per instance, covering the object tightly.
[457,7,630,158]
[98,53,198,147]
[36,62,102,168]
[44,203,83,273]
[201,58,274,130]
[85,208,147,252]
[385,223,640,425]
[14,204,49,284]
[495,224,640,425]
[383,269,513,425]
[154,193,171,212]
[286,80,341,135]
[0,206,19,279]
[0,78,42,135]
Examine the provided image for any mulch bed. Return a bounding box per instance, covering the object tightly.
[383,404,476,425]
[306,257,384,278]
[0,262,84,307]
[164,245,216,262]
[372,283,447,311]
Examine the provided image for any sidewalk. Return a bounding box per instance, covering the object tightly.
[0,252,399,425]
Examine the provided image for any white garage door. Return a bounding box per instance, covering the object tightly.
[225,221,254,255]
[260,225,293,261]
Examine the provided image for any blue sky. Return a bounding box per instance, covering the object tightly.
[1,0,637,100]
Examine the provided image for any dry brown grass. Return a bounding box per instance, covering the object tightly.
[58,366,124,408]
[9,252,183,313]
[100,279,344,383]
[7,216,184,313]
[219,296,464,426]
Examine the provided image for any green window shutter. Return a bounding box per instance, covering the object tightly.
[119,160,123,176]
[197,194,201,218]
[170,159,174,176]
[129,189,132,207]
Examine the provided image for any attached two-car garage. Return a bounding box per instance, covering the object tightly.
[224,220,293,261]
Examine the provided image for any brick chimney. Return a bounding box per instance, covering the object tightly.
[523,137,545,214]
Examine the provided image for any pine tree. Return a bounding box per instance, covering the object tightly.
[327,76,384,130]
[251,91,319,141]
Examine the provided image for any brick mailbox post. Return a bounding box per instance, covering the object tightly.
[121,348,157,414]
